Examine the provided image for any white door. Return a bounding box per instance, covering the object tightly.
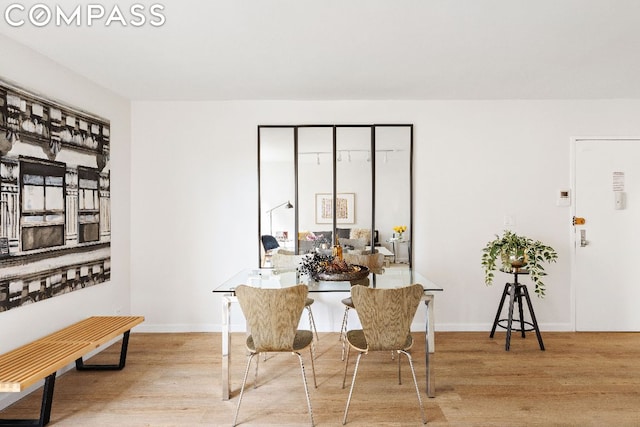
[573,138,640,331]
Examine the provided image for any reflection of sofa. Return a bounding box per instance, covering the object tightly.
[298,228,379,253]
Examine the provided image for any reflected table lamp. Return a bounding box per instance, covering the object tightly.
[266,200,293,236]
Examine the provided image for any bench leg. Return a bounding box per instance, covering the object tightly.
[75,331,131,371]
[0,373,56,427]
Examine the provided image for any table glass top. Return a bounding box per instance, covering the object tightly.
[213,267,443,294]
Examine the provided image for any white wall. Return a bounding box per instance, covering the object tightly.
[0,34,132,347]
[130,99,640,333]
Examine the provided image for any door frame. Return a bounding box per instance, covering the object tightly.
[570,136,640,330]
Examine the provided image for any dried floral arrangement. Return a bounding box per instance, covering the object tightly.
[297,252,363,278]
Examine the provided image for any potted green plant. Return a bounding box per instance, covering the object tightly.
[481,230,558,297]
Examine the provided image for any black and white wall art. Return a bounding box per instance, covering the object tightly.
[0,79,111,311]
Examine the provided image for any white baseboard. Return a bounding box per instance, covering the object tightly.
[134,321,575,333]
[435,322,574,332]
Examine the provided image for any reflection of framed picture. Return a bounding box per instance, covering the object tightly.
[315,193,355,224]
[275,231,288,241]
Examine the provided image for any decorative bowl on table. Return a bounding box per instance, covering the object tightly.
[314,265,369,282]
[298,252,370,282]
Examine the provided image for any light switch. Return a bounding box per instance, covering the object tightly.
[614,192,626,210]
[503,215,516,226]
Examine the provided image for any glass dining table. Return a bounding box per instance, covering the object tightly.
[213,267,443,400]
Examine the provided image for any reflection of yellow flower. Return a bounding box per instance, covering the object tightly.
[393,225,407,234]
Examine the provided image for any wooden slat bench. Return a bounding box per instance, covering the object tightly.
[0,315,144,426]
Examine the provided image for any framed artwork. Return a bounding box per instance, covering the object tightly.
[0,78,111,311]
[315,193,355,224]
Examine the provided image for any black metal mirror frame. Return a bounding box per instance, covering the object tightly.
[258,124,413,268]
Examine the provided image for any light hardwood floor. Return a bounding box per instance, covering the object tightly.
[1,331,639,426]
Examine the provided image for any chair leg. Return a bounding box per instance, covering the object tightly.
[254,353,260,389]
[399,350,427,424]
[294,352,316,427]
[397,350,402,385]
[309,346,317,389]
[306,305,319,342]
[340,306,350,361]
[342,344,351,389]
[233,352,257,427]
[342,352,363,425]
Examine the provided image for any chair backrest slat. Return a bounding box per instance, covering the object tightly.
[351,284,423,351]
[343,253,385,274]
[235,285,308,352]
[272,253,305,269]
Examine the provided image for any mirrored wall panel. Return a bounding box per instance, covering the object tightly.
[375,125,412,264]
[336,126,372,252]
[259,127,295,263]
[258,124,413,268]
[298,126,333,254]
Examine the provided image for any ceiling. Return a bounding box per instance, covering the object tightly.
[2,0,640,101]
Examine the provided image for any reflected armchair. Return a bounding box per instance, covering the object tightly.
[260,235,280,267]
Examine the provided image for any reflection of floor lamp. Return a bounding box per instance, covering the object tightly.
[266,201,293,236]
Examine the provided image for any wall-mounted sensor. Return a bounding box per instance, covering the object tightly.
[614,192,626,210]
[557,189,570,207]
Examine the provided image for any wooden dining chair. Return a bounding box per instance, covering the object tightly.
[272,253,319,342]
[233,285,317,427]
[339,252,385,360]
[341,283,426,425]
